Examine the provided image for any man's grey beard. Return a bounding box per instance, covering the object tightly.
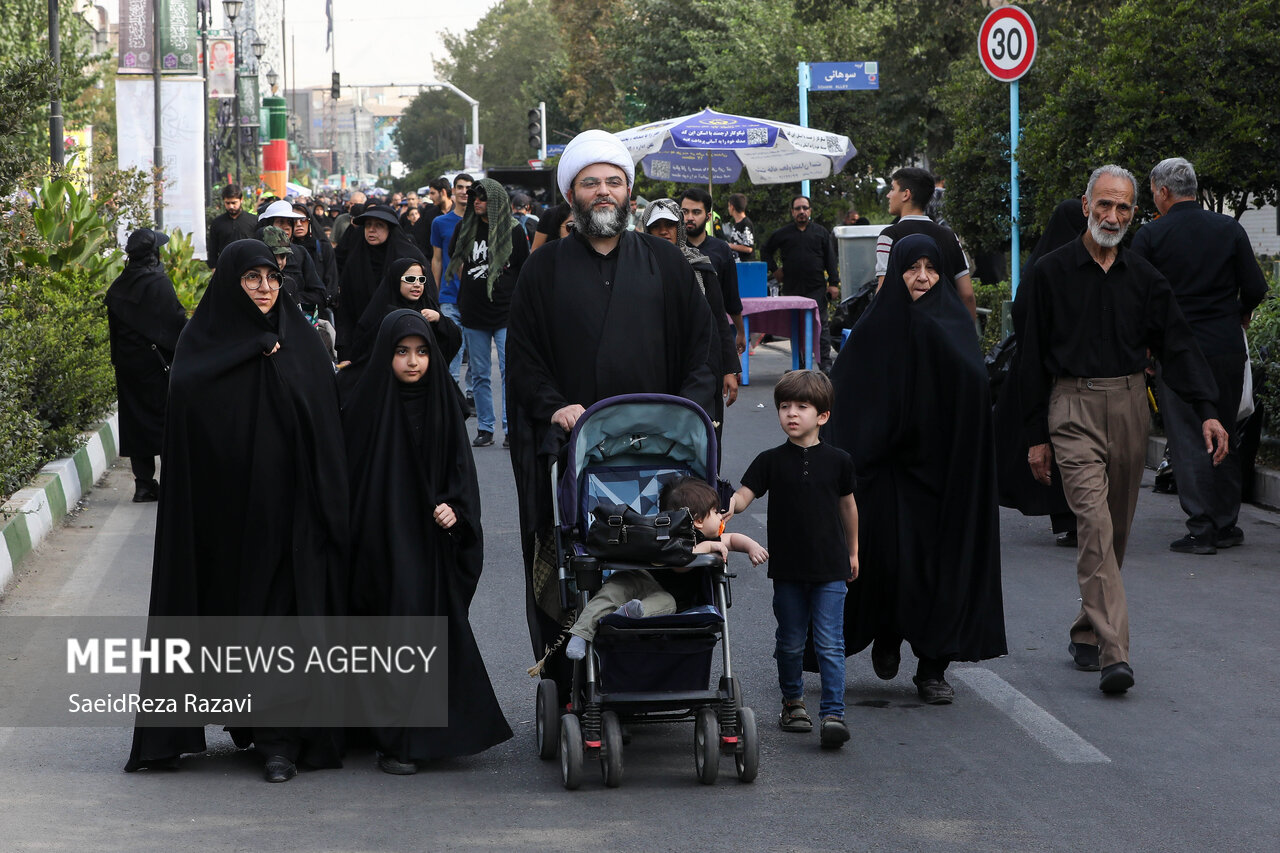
[1088,213,1128,248]
[571,195,629,238]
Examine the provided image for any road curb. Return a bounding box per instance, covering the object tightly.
[0,412,119,593]
[1147,433,1280,511]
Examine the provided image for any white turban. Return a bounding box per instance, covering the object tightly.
[556,129,635,200]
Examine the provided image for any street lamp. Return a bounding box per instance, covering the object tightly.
[266,68,278,95]
[223,0,243,188]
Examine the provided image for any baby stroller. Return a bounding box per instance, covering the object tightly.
[533,393,759,789]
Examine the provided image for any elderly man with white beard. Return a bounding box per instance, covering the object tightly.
[1018,164,1229,696]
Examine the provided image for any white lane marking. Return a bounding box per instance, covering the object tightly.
[952,666,1110,764]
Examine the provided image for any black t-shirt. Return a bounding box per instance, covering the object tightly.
[723,215,757,262]
[740,441,855,583]
[454,219,531,331]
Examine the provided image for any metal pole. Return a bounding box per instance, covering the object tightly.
[1010,79,1020,298]
[200,2,211,214]
[48,0,64,166]
[233,23,242,189]
[539,100,546,161]
[797,61,810,198]
[152,0,164,227]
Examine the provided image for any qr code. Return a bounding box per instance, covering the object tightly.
[650,160,671,179]
[747,127,769,145]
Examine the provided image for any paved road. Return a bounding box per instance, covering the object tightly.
[1,342,1277,852]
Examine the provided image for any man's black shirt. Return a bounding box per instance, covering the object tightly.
[1129,200,1267,357]
[761,221,839,294]
[207,211,258,268]
[690,234,743,315]
[1019,238,1219,446]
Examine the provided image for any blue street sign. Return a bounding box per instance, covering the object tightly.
[546,144,566,156]
[807,62,879,91]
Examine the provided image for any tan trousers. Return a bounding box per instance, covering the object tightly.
[1048,374,1149,668]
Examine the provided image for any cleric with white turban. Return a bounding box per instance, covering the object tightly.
[555,129,635,200]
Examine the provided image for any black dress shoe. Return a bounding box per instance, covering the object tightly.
[472,430,494,447]
[1170,534,1216,555]
[132,479,160,503]
[1068,641,1101,671]
[377,753,418,775]
[1216,526,1244,548]
[1056,530,1077,548]
[1099,661,1134,694]
[870,637,900,680]
[913,675,955,705]
[263,755,297,783]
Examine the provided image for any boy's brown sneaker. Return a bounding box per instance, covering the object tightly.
[779,698,812,732]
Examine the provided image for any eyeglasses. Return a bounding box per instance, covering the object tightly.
[241,271,284,291]
[401,275,430,284]
[575,176,627,191]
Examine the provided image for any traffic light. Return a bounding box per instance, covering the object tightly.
[527,106,542,150]
[331,72,340,100]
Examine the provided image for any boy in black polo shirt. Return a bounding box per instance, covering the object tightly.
[727,370,858,749]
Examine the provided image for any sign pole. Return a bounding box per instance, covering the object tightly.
[1010,78,1019,298]
[797,62,810,198]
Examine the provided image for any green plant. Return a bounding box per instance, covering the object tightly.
[161,229,212,311]
[5,172,125,282]
[0,354,42,498]
[973,280,1012,354]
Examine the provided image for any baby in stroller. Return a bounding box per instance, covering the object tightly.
[565,477,767,660]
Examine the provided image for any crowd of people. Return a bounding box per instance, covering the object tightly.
[105,126,1265,781]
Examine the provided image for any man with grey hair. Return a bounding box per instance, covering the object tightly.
[1019,164,1229,695]
[1130,157,1268,554]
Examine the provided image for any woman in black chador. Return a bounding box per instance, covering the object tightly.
[827,234,1006,705]
[343,309,512,774]
[104,228,187,502]
[124,239,350,783]
[334,204,426,359]
[337,256,461,399]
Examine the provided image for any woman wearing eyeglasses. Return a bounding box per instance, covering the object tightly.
[337,257,462,400]
[125,239,351,784]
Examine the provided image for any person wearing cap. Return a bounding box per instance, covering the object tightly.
[207,185,258,271]
[506,129,717,686]
[105,229,188,502]
[257,201,329,311]
[335,203,427,359]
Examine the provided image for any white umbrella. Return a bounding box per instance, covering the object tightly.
[615,108,857,185]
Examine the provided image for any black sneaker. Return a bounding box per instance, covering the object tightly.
[1216,526,1244,548]
[819,716,850,749]
[472,431,494,447]
[1170,534,1216,555]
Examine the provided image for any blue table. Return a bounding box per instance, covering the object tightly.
[738,296,821,385]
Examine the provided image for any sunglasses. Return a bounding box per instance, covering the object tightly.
[400,275,430,284]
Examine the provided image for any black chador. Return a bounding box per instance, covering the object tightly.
[343,310,512,764]
[827,234,1007,667]
[125,239,350,774]
[334,205,425,358]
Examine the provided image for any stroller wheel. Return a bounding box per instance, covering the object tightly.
[735,706,759,783]
[535,678,560,760]
[693,706,720,785]
[559,714,584,790]
[600,710,623,788]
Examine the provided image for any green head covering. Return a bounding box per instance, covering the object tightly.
[445,177,514,299]
[261,225,293,257]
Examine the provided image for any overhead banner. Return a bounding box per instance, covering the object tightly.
[118,0,199,74]
[116,77,207,256]
[239,74,260,126]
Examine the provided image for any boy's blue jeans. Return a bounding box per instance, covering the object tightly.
[772,579,847,719]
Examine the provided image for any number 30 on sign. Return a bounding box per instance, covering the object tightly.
[978,5,1037,82]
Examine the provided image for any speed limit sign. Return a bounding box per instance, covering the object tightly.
[978,6,1037,82]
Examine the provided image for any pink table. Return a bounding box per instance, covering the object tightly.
[739,296,821,385]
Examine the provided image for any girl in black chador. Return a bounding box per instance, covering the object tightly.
[342,309,511,775]
[104,228,188,502]
[125,239,350,783]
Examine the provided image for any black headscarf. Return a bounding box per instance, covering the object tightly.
[342,309,512,761]
[827,233,1006,664]
[126,238,350,771]
[335,206,426,356]
[337,257,461,400]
